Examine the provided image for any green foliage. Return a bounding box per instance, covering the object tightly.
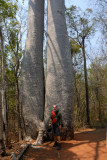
[66,5,106,128]
[1,0,106,135]
[0,0,18,23]
[70,39,81,55]
[0,0,25,136]
[73,54,107,128]
[89,55,107,124]
[66,5,96,42]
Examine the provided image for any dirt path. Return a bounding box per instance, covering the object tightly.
[0,128,107,160]
[21,128,107,160]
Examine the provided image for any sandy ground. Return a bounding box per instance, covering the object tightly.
[0,128,107,160]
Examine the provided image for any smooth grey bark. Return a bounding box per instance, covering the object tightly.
[44,0,74,139]
[20,0,45,139]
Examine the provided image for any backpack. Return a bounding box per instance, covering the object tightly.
[51,111,57,123]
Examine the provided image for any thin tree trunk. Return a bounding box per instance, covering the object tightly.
[0,26,6,155]
[0,103,6,156]
[0,26,8,146]
[97,91,101,122]
[96,82,101,122]
[8,30,22,141]
[82,38,90,125]
[73,54,80,110]
[45,0,74,139]
[15,38,22,141]
[74,75,81,122]
[15,72,22,141]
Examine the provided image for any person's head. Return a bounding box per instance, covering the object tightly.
[53,105,57,112]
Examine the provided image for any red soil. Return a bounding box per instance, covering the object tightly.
[1,128,107,160]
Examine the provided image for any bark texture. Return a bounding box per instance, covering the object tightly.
[20,0,45,138]
[44,0,74,139]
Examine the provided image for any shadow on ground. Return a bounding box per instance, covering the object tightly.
[21,128,106,160]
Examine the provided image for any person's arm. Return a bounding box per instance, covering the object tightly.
[59,113,63,129]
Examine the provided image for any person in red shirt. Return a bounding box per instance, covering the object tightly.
[49,105,63,150]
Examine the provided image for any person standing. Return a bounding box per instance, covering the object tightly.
[49,105,63,150]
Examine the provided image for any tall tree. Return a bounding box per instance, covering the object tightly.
[66,6,95,125]
[70,40,82,122]
[0,27,6,157]
[0,0,18,145]
[0,98,6,156]
[89,55,107,124]
[20,0,45,139]
[44,0,74,139]
[4,2,27,141]
[90,0,107,38]
[6,20,23,141]
[0,26,7,146]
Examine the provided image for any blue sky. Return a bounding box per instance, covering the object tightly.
[21,0,90,11]
[65,0,90,10]
[18,0,103,63]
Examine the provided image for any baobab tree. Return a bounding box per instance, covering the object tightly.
[21,0,74,144]
[44,0,74,139]
[20,0,45,139]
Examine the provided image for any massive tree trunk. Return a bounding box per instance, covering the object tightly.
[20,0,45,139]
[44,0,74,139]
